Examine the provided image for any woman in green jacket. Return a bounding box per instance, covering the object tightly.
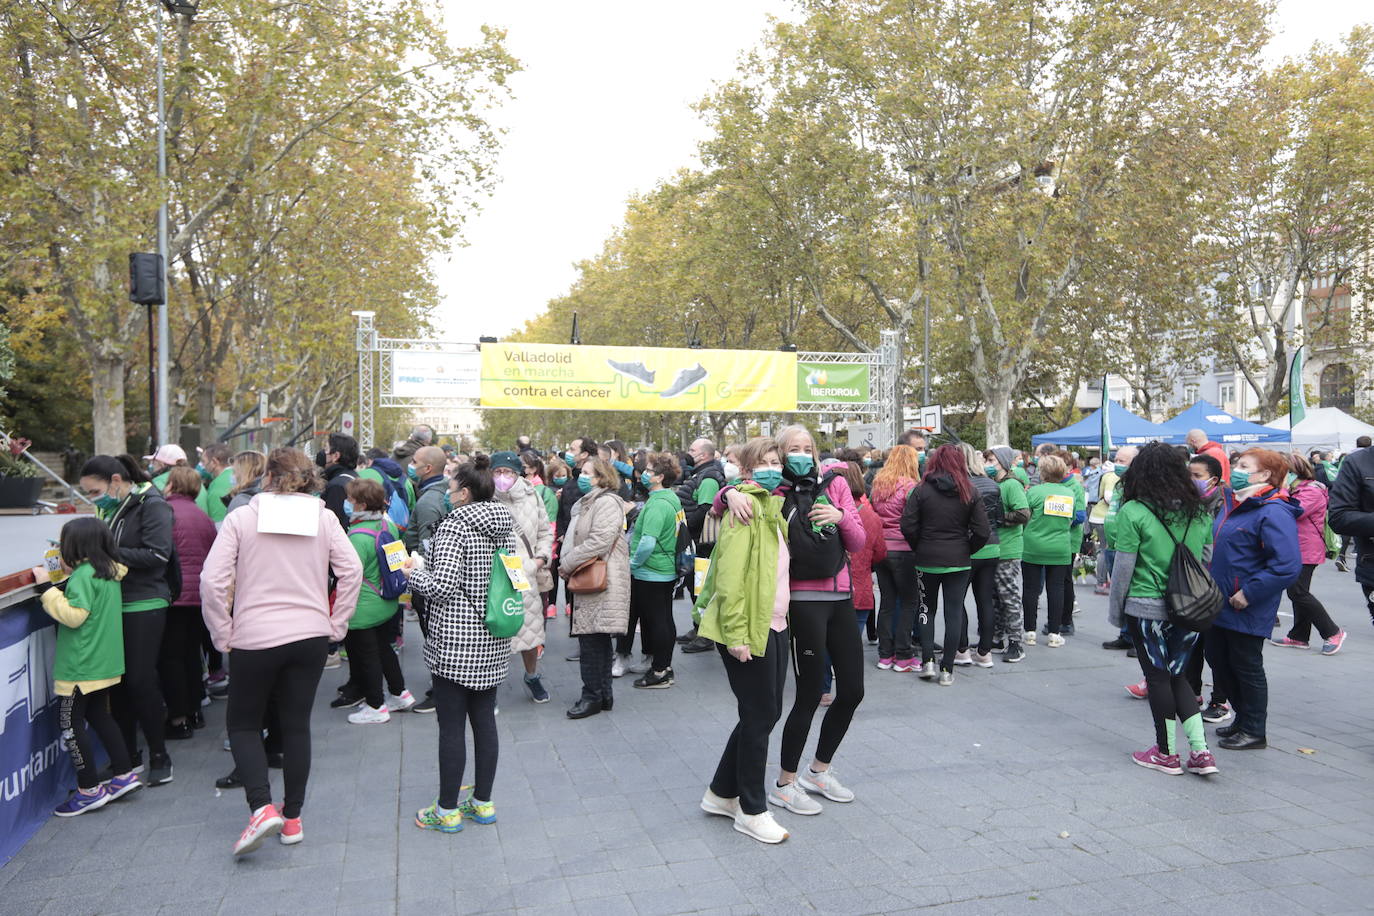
[1021,455,1082,648]
[338,478,414,724]
[623,452,684,689]
[697,437,790,845]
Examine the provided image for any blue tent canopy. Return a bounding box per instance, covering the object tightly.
[1160,399,1291,445]
[1030,400,1183,448]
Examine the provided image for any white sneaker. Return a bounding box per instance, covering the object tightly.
[768,781,822,815]
[953,650,973,666]
[627,654,653,675]
[918,660,938,680]
[385,689,416,712]
[734,809,789,844]
[1046,633,1066,648]
[972,651,994,668]
[938,671,954,686]
[1024,631,1037,647]
[611,654,628,678]
[798,767,854,803]
[700,788,739,818]
[347,704,390,724]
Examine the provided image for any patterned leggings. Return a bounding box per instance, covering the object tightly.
[992,559,1024,643]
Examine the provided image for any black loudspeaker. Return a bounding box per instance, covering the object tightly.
[129,252,165,305]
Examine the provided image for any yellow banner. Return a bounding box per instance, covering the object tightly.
[480,343,797,412]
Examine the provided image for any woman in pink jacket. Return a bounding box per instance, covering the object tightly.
[1272,454,1346,655]
[200,448,362,856]
[721,425,866,815]
[867,445,922,670]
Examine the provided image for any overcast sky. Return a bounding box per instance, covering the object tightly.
[435,0,1371,342]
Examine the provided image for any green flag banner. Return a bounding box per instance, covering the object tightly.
[1100,375,1112,454]
[1289,347,1307,428]
[796,362,871,404]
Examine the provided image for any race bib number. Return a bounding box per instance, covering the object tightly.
[694,556,711,596]
[42,547,69,585]
[382,540,408,573]
[676,509,687,526]
[1043,494,1075,519]
[502,553,532,592]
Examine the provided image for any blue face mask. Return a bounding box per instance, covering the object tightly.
[553,476,568,487]
[196,462,212,483]
[1114,463,1129,476]
[985,465,999,477]
[784,453,815,477]
[862,457,872,468]
[751,468,783,491]
[343,498,355,517]
[577,475,593,494]
[93,490,120,513]
[563,451,576,465]
[640,470,654,488]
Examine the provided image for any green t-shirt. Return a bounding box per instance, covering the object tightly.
[1011,466,1030,488]
[123,598,168,614]
[1103,483,1126,548]
[1066,474,1087,543]
[55,564,126,684]
[152,470,171,493]
[535,484,558,523]
[916,565,971,574]
[970,543,999,560]
[1112,500,1214,598]
[1022,482,1076,566]
[693,475,722,509]
[996,477,1030,560]
[196,468,234,523]
[348,518,403,629]
[630,489,683,581]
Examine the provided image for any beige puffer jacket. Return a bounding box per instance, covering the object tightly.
[496,478,554,653]
[560,488,630,636]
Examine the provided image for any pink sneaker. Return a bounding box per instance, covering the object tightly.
[1125,679,1148,699]
[876,657,895,670]
[545,605,557,619]
[279,816,303,845]
[1321,630,1347,656]
[233,804,284,856]
[893,657,919,672]
[1093,583,1110,595]
[1270,636,1309,649]
[1185,751,1219,776]
[1131,746,1182,775]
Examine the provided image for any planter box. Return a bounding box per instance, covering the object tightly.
[0,477,43,509]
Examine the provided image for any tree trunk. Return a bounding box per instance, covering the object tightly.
[91,352,127,456]
[198,380,216,447]
[981,381,1014,448]
[890,329,906,447]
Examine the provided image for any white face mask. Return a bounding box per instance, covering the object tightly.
[722,460,740,481]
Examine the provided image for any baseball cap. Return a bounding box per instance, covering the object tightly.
[143,443,188,465]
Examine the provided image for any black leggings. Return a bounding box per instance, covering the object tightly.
[966,557,998,654]
[1127,616,1200,752]
[433,676,498,808]
[61,686,132,790]
[629,578,677,670]
[875,551,919,659]
[157,605,204,722]
[918,569,972,671]
[780,598,864,773]
[226,636,328,818]
[343,623,406,709]
[1021,563,1070,634]
[112,607,167,758]
[1287,564,1340,642]
[712,629,788,816]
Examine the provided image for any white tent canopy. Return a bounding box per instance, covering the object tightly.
[1264,406,1374,454]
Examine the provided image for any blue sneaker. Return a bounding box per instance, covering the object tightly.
[415,802,463,833]
[458,795,497,825]
[104,772,143,801]
[54,786,111,817]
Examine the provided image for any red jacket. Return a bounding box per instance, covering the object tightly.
[166,492,218,608]
[849,497,889,611]
[1199,441,1230,485]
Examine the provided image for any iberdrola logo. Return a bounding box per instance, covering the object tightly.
[805,369,827,388]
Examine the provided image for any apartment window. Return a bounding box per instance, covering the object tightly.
[1219,383,1236,413]
[1183,384,1200,406]
[1321,363,1355,409]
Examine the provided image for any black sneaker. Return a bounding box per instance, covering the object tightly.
[634,668,674,689]
[190,710,206,729]
[1061,623,1075,636]
[165,720,194,740]
[681,636,714,654]
[1201,702,1233,724]
[129,749,145,774]
[330,691,364,709]
[1002,643,1025,663]
[676,627,698,645]
[990,638,1006,654]
[1102,637,1132,650]
[147,752,173,786]
[524,674,550,704]
[412,694,437,714]
[1126,645,1137,658]
[215,769,242,790]
[1335,558,1349,572]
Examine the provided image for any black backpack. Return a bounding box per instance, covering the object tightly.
[782,470,846,581]
[674,511,695,581]
[1146,506,1224,632]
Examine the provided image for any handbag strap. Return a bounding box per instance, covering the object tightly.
[1142,502,1191,548]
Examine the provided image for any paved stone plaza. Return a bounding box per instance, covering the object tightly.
[3,566,1372,915]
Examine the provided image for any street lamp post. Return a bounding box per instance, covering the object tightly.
[154,0,169,446]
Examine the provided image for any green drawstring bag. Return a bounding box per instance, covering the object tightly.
[485,549,525,638]
[1323,520,1340,559]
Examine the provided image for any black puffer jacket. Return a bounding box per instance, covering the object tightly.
[107,484,176,604]
[1329,447,1374,589]
[898,473,992,569]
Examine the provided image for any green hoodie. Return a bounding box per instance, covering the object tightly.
[630,488,683,581]
[196,467,234,523]
[696,483,786,657]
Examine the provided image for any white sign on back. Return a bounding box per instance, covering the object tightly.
[392,351,481,399]
[256,493,321,537]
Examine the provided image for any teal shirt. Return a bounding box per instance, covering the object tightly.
[630,489,682,581]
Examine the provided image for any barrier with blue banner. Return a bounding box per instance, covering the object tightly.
[1,596,77,866]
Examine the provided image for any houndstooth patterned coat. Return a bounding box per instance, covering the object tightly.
[407,500,517,690]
